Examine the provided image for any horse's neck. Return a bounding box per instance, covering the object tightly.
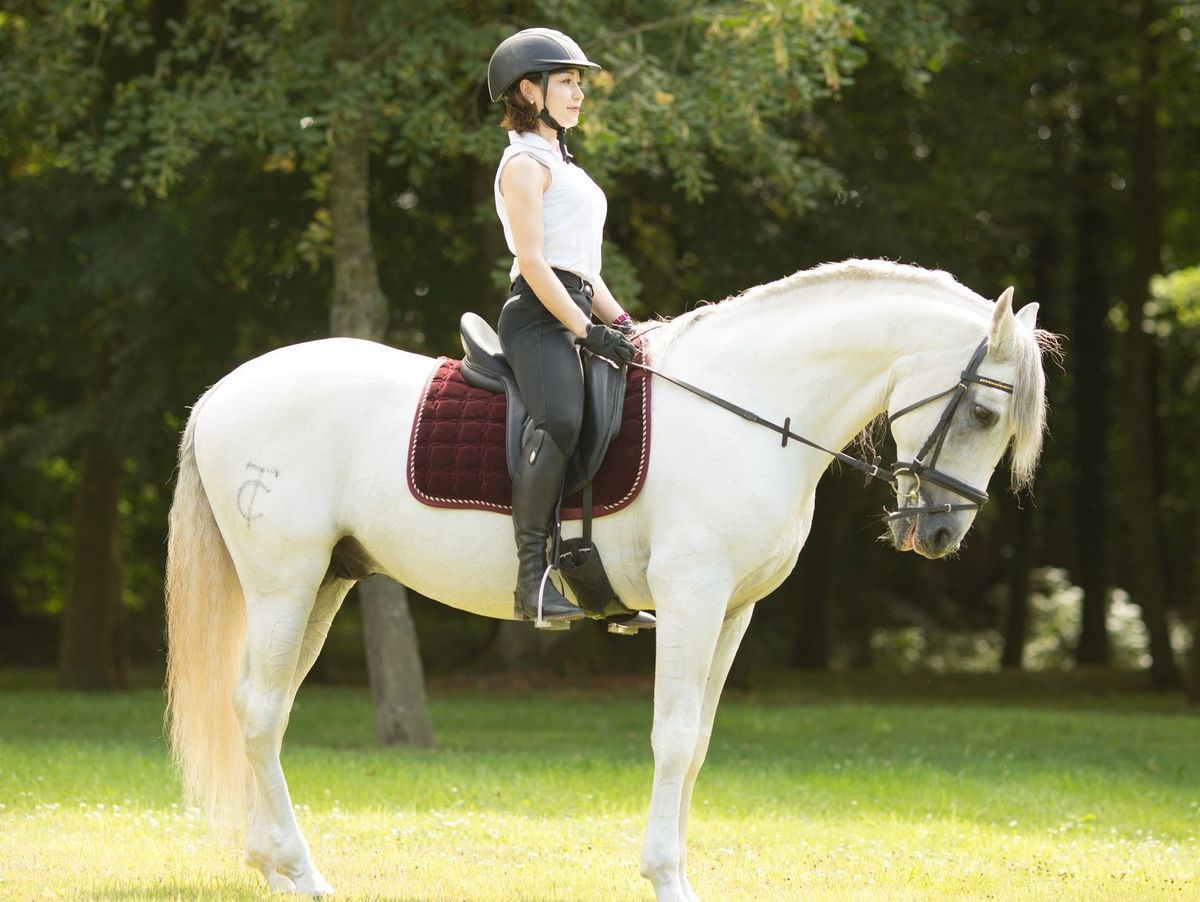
[656,279,961,470]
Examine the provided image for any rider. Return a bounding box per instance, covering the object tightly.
[487,28,639,628]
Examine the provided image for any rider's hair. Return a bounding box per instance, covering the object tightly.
[499,76,540,133]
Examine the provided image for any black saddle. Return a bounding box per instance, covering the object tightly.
[458,312,627,496]
[459,312,653,633]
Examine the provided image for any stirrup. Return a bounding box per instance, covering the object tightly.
[535,567,572,631]
[606,611,657,636]
[512,567,579,631]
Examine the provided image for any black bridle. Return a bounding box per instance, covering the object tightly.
[884,338,1014,521]
[627,337,1014,522]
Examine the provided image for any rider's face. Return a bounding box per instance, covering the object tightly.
[524,69,585,128]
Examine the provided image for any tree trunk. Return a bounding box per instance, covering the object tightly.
[1000,496,1035,670]
[330,0,434,744]
[360,577,434,747]
[1187,509,1200,706]
[1123,0,1178,688]
[1070,97,1113,667]
[58,439,125,690]
[491,621,572,670]
[790,480,834,669]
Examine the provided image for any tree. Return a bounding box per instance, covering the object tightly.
[328,0,433,746]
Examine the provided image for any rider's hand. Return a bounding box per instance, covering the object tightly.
[576,323,636,365]
[613,315,637,336]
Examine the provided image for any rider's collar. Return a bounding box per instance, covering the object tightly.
[508,129,569,163]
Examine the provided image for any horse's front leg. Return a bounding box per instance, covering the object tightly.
[674,602,754,901]
[640,567,732,902]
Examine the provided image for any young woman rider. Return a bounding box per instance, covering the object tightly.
[487,28,647,629]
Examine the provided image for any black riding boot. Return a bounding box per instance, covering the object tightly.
[512,427,585,629]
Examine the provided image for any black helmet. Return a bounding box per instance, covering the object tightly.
[487,28,601,103]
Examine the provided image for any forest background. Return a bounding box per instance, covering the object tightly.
[3,0,1200,711]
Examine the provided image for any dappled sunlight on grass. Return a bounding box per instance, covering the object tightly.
[1,674,1197,899]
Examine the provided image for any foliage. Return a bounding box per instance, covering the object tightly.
[0,0,955,649]
[3,0,1200,681]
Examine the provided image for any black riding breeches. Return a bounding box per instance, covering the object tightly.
[497,269,594,458]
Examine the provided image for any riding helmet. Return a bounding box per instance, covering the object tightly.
[487,28,601,103]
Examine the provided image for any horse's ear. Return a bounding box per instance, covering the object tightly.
[1015,301,1040,330]
[988,287,1017,361]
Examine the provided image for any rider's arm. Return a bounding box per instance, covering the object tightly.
[501,154,592,339]
[590,276,630,327]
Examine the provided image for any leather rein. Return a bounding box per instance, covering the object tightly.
[626,337,1014,522]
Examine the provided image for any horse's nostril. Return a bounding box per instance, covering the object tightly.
[935,526,954,550]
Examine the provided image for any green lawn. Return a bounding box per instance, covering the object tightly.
[0,671,1196,900]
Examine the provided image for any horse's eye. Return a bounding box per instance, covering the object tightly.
[971,404,997,426]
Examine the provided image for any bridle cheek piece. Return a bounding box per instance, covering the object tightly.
[885,338,1014,522]
[627,336,1014,523]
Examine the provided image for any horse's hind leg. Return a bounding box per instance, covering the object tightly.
[244,576,352,893]
[235,581,334,896]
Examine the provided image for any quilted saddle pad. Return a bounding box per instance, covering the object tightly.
[407,358,652,519]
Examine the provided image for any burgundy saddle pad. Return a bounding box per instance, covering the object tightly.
[407,358,652,519]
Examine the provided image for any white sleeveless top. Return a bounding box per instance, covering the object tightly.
[494,131,607,285]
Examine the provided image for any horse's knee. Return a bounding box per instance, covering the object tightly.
[233,684,287,755]
[651,714,702,776]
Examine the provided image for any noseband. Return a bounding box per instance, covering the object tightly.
[884,338,1014,521]
[626,336,1014,523]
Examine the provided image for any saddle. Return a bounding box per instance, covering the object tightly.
[456,312,644,625]
[458,312,626,494]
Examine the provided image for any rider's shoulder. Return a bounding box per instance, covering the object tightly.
[501,151,551,192]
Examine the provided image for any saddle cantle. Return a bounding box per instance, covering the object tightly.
[459,312,627,495]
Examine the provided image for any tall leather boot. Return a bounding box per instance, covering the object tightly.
[511,427,585,629]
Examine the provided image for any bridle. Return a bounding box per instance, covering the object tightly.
[626,336,1015,523]
[884,338,1014,521]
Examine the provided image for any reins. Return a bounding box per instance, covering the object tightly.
[625,359,893,485]
[625,336,1015,522]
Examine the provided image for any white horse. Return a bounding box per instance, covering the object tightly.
[165,259,1054,900]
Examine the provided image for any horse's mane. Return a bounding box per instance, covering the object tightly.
[649,259,1060,491]
[658,260,991,339]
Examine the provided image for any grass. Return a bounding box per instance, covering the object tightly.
[0,670,1197,900]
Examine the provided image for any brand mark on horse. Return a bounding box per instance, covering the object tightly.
[237,462,279,525]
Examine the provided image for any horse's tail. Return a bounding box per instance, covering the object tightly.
[164,387,248,828]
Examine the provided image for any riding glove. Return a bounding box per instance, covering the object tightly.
[576,323,636,364]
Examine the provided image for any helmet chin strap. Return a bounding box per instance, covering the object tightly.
[537,72,573,164]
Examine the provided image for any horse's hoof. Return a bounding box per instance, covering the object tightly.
[294,872,335,897]
[265,870,298,893]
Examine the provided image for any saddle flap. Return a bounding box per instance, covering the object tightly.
[564,353,628,496]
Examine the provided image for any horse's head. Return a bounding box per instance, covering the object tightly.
[885,288,1049,559]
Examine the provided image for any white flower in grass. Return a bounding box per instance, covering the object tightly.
[300,117,315,129]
